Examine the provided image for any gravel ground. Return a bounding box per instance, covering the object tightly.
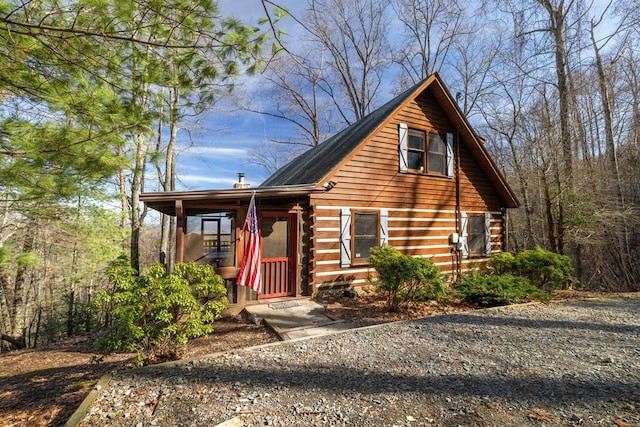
[78,298,640,427]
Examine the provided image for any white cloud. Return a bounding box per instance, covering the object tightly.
[176,171,266,190]
[180,146,247,158]
[178,174,240,186]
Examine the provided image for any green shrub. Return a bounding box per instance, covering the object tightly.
[370,245,444,311]
[455,273,549,307]
[94,262,227,365]
[488,252,516,275]
[513,246,574,290]
[488,248,575,290]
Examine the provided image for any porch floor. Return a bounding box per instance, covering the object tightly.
[244,298,356,341]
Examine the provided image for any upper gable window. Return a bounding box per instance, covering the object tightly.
[407,128,448,176]
[428,133,447,175]
[407,129,426,171]
[399,123,454,177]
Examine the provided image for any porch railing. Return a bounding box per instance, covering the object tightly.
[261,257,291,298]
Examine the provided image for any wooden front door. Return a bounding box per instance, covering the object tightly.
[260,213,296,299]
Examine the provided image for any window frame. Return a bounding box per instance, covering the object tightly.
[351,210,379,265]
[428,132,447,175]
[407,129,426,172]
[407,127,449,176]
[467,213,487,257]
[184,211,236,267]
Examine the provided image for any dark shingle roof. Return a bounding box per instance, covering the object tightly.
[260,78,428,187]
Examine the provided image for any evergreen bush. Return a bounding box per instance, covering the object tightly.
[513,246,574,290]
[370,245,444,311]
[94,262,227,365]
[488,247,575,290]
[455,273,549,307]
[488,251,516,275]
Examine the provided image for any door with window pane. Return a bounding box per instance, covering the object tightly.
[260,213,296,298]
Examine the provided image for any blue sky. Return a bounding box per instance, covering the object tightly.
[172,0,306,191]
[170,0,620,192]
[175,111,275,189]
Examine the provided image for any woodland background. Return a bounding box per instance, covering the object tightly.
[0,0,638,351]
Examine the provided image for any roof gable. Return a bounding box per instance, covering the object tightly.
[260,73,518,208]
[260,78,426,187]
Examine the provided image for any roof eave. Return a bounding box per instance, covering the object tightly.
[429,73,520,208]
[311,76,438,188]
[141,184,322,216]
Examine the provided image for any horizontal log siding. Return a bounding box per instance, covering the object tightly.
[308,90,506,289]
[311,206,456,288]
[310,206,505,288]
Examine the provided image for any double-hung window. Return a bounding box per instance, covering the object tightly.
[408,129,426,172]
[399,123,453,177]
[352,211,379,264]
[460,211,492,258]
[468,214,486,257]
[340,208,388,267]
[428,133,447,175]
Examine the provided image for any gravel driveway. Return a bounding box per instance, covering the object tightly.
[78,297,640,427]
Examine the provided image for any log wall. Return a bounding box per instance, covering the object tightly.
[308,89,506,290]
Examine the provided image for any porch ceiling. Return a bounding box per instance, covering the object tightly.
[141,184,321,216]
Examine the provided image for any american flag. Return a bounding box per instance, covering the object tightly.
[237,194,261,294]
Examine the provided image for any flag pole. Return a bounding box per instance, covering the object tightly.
[237,192,261,294]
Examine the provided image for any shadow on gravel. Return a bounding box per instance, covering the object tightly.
[414,312,640,335]
[0,359,128,427]
[114,298,640,412]
[414,298,640,335]
[131,361,639,406]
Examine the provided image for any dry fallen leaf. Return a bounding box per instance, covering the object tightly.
[528,408,563,424]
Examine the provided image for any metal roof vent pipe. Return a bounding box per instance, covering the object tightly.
[233,172,251,189]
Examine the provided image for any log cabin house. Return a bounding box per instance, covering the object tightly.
[141,73,519,307]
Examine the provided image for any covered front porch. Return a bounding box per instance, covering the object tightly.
[141,185,323,307]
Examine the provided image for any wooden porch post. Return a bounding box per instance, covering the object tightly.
[175,199,184,263]
[296,206,304,296]
[236,205,247,306]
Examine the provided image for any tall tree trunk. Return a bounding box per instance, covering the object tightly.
[130,133,148,273]
[540,0,573,187]
[5,233,35,349]
[160,86,179,270]
[508,137,535,249]
[118,146,128,231]
[590,21,632,287]
[591,23,624,213]
[553,154,565,255]
[631,62,640,150]
[538,0,573,256]
[0,269,12,348]
[540,167,557,253]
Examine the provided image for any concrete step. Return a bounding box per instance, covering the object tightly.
[245,299,354,340]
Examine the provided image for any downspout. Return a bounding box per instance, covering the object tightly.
[502,207,508,253]
[455,130,461,281]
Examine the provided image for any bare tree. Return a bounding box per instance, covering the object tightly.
[302,0,391,124]
[391,0,467,87]
[481,79,538,250]
[243,51,335,149]
[544,1,574,175]
[248,0,390,172]
[247,140,298,175]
